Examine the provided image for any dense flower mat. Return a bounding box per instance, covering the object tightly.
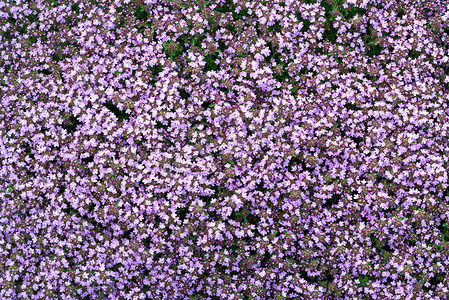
[1,0,449,299]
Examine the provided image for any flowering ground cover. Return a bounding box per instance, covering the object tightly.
[1,0,449,299]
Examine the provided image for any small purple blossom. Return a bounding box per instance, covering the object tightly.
[1,0,449,299]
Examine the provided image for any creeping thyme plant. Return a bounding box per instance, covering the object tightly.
[1,0,449,299]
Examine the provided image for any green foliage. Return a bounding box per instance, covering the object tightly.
[320,0,339,42]
[232,8,249,21]
[358,275,374,286]
[203,51,220,72]
[213,0,235,13]
[61,114,81,133]
[322,193,341,209]
[134,5,149,22]
[418,271,446,294]
[408,49,421,60]
[340,6,367,20]
[344,103,360,111]
[200,100,215,109]
[361,26,384,57]
[155,121,169,130]
[51,51,67,62]
[268,20,282,33]
[71,3,80,15]
[397,8,406,18]
[6,185,14,194]
[178,87,190,100]
[295,11,311,33]
[366,44,383,57]
[320,0,368,43]
[103,101,130,122]
[49,0,60,7]
[191,34,206,46]
[438,222,449,244]
[148,64,163,86]
[25,13,38,24]
[272,62,289,83]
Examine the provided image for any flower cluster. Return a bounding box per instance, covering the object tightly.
[1,0,449,299]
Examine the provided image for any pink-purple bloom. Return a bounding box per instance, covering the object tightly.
[1,0,449,299]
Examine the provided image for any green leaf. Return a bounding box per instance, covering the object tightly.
[6,185,14,193]
[358,275,369,285]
